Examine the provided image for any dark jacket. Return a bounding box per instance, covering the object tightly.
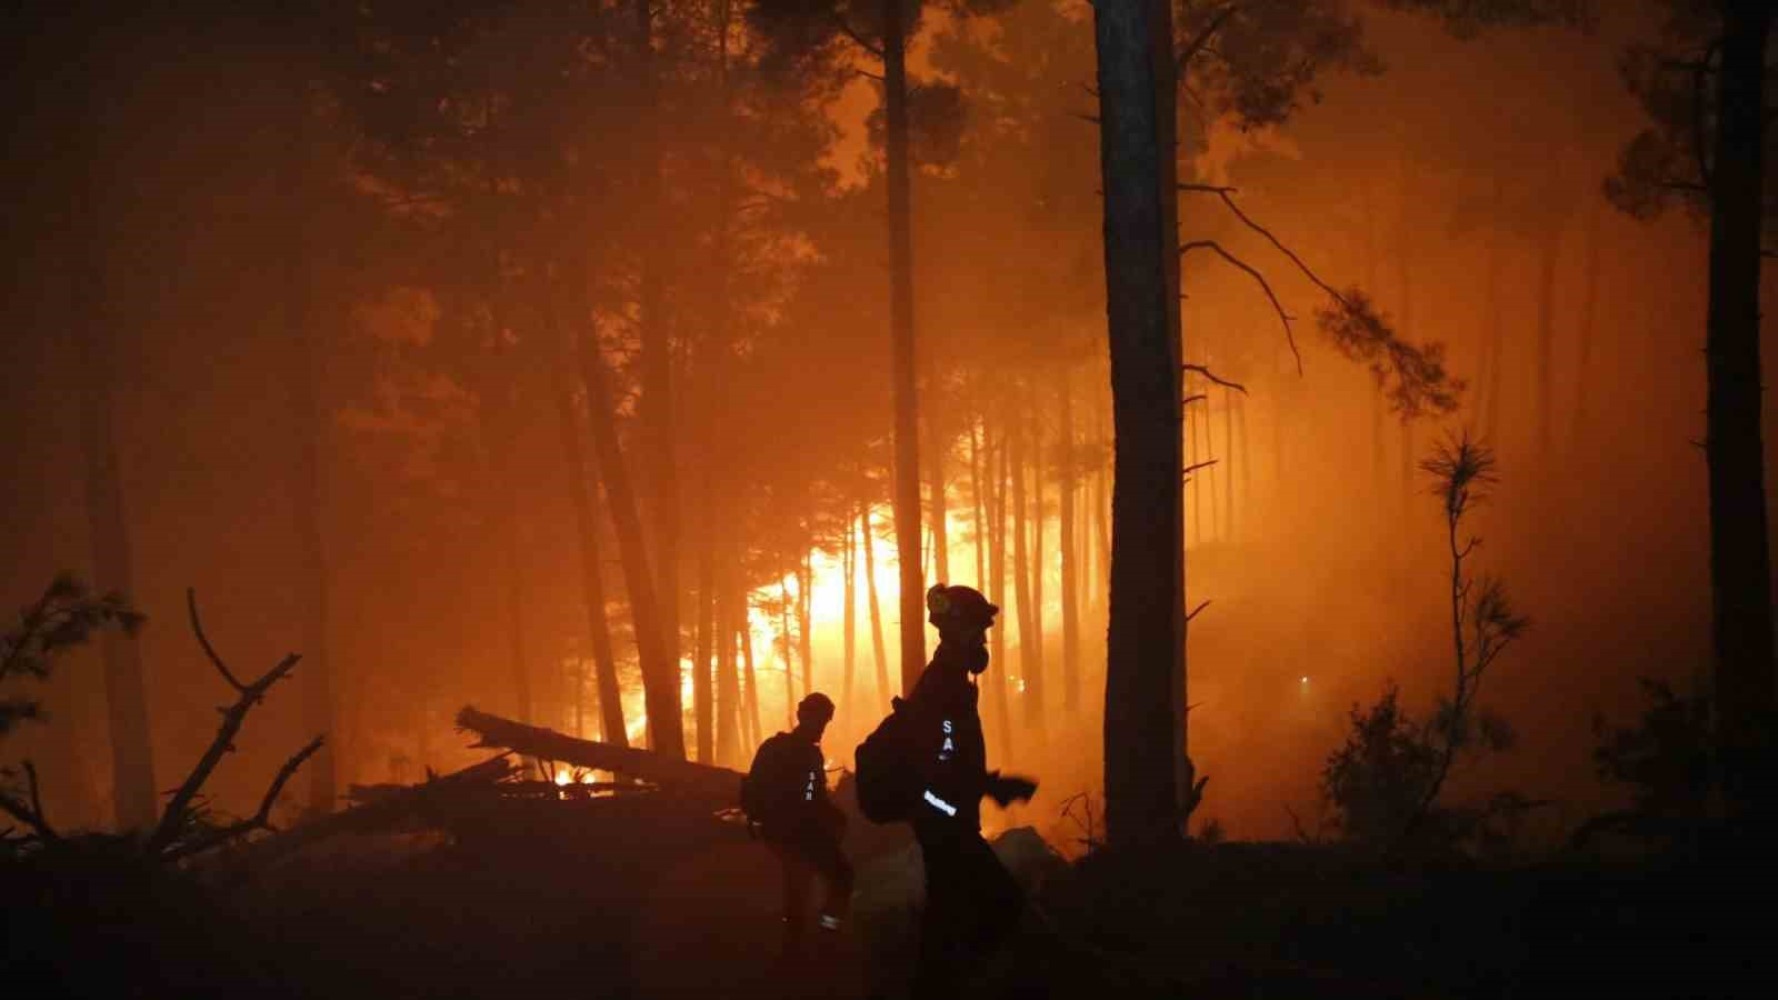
[746,731,834,841]
[907,641,990,831]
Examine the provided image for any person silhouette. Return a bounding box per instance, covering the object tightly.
[743,692,853,958]
[905,584,1038,997]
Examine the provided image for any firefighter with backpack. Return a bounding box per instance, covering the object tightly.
[853,583,1039,997]
[741,692,854,959]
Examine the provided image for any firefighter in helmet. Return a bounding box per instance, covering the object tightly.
[907,583,1038,996]
[742,691,853,958]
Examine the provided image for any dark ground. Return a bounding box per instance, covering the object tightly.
[4,801,1773,1000]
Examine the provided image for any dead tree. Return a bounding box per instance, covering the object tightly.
[145,589,325,859]
[3,589,323,864]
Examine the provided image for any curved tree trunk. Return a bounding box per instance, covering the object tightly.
[554,288,627,749]
[633,0,680,711]
[576,331,685,758]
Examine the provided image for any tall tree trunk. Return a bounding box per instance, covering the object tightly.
[1059,371,1080,715]
[989,426,1013,760]
[716,554,741,764]
[1236,391,1251,539]
[1187,403,1205,543]
[1221,387,1237,540]
[1395,164,1416,505]
[282,86,335,813]
[1088,402,1102,612]
[1010,415,1037,719]
[884,0,925,694]
[693,486,714,762]
[863,503,891,708]
[843,507,858,722]
[968,421,999,748]
[1569,196,1602,451]
[495,382,531,723]
[1534,216,1560,465]
[1029,411,1047,729]
[780,576,796,727]
[1704,0,1773,820]
[930,424,950,582]
[972,423,988,588]
[1481,175,1506,442]
[553,297,627,748]
[741,612,762,746]
[1362,175,1385,487]
[799,550,813,698]
[575,331,686,758]
[1093,0,1183,847]
[634,0,680,705]
[79,204,156,833]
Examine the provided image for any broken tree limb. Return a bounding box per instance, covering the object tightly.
[162,735,325,863]
[455,706,742,809]
[146,590,312,856]
[224,754,518,870]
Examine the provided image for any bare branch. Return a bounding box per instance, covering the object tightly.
[832,12,884,60]
[23,761,52,840]
[854,69,885,83]
[1177,183,1238,195]
[1199,187,1348,304]
[1180,240,1303,372]
[1183,363,1248,393]
[1178,3,1240,75]
[1183,459,1219,479]
[162,736,325,863]
[148,598,304,854]
[1186,600,1212,622]
[1182,393,1207,407]
[187,588,246,693]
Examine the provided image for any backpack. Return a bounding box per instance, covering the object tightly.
[853,697,925,824]
[740,733,796,829]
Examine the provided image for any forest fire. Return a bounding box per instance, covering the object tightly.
[3,0,1773,997]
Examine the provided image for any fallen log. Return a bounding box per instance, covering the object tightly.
[216,753,517,871]
[455,706,743,810]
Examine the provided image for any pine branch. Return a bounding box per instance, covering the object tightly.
[1179,240,1302,372]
